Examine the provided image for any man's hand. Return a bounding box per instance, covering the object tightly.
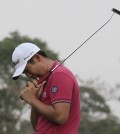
[36,81,46,99]
[20,80,46,105]
[32,80,46,98]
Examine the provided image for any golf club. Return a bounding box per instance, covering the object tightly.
[112,8,120,15]
[20,8,120,100]
[38,8,120,84]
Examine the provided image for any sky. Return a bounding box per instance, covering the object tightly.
[0,0,120,118]
[0,0,120,87]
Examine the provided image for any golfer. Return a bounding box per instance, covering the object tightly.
[12,42,80,134]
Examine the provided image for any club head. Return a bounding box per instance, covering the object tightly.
[112,8,120,15]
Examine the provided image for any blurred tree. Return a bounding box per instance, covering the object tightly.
[79,86,120,134]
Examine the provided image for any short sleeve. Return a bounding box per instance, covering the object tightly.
[49,72,74,105]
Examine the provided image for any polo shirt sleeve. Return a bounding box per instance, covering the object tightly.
[49,72,74,105]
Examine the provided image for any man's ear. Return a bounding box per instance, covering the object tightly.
[33,54,41,62]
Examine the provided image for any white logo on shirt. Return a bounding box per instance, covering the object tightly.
[51,86,58,93]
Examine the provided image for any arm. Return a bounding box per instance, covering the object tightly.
[30,106,39,130]
[21,81,70,125]
[31,98,70,124]
[21,80,45,130]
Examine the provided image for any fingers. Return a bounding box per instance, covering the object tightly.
[32,80,38,87]
[26,80,38,88]
[21,80,46,100]
[36,81,46,99]
[41,80,46,87]
[20,86,37,104]
[26,81,34,88]
[31,81,37,88]
[37,81,46,89]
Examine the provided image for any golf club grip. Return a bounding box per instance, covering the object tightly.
[112,8,120,15]
[20,96,23,100]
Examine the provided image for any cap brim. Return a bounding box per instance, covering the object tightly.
[12,63,27,80]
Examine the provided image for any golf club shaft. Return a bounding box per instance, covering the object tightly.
[37,12,114,85]
[21,9,119,100]
[60,13,114,65]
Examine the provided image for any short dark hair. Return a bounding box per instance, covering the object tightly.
[36,50,48,57]
[28,50,48,64]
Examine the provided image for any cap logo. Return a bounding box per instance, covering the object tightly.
[24,51,34,60]
[13,59,20,66]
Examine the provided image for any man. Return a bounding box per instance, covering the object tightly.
[12,42,80,134]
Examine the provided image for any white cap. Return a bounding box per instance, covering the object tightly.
[12,42,40,80]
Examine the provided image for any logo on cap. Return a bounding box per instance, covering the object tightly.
[13,59,20,66]
[24,51,34,60]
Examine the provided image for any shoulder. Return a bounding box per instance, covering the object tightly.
[50,64,76,82]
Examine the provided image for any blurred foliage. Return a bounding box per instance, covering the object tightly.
[0,31,120,134]
[80,86,110,113]
[79,86,120,134]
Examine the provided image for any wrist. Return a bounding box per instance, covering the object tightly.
[30,97,40,107]
[30,97,38,106]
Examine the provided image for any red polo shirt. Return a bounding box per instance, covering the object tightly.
[36,61,80,134]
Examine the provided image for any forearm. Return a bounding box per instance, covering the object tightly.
[30,106,39,130]
[31,98,69,124]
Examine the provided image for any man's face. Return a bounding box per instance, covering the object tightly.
[23,55,47,80]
